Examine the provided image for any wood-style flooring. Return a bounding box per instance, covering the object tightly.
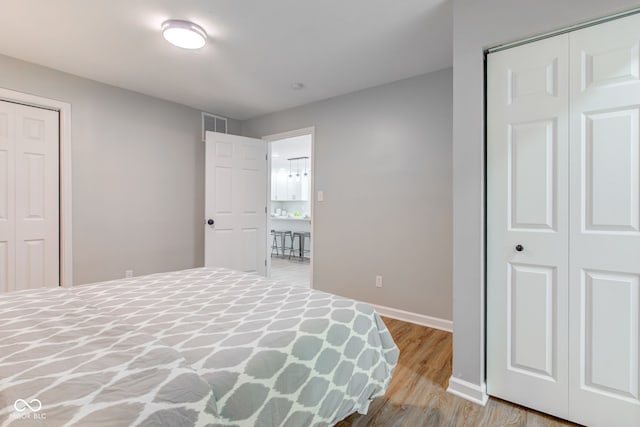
[336,317,580,427]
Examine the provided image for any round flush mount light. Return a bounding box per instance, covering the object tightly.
[290,82,305,91]
[162,19,207,50]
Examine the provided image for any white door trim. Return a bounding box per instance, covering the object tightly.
[0,87,73,287]
[263,127,315,288]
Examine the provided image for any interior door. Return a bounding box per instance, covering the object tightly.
[487,35,570,418]
[568,14,640,427]
[0,100,59,292]
[205,131,267,275]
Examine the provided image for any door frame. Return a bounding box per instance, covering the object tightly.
[263,126,315,288]
[0,87,73,287]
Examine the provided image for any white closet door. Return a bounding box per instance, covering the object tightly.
[0,100,59,292]
[569,13,640,427]
[205,131,267,274]
[0,101,16,292]
[487,35,570,418]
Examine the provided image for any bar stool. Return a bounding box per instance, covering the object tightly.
[289,232,311,261]
[281,231,293,256]
[300,231,311,260]
[271,230,292,257]
[288,232,301,260]
[270,230,281,257]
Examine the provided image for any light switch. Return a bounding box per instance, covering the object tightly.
[317,190,324,202]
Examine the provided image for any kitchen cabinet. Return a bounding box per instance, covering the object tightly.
[271,172,289,201]
[300,175,310,201]
[288,178,302,200]
[271,172,310,201]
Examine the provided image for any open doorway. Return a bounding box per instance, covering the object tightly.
[265,128,314,288]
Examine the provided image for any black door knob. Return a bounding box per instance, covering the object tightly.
[207,219,214,226]
[515,244,524,252]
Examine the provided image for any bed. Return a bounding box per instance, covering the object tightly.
[0,267,399,426]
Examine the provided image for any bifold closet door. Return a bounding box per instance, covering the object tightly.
[568,13,640,427]
[487,35,570,418]
[489,11,640,427]
[0,100,59,292]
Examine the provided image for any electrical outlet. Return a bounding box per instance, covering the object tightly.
[375,275,383,288]
[125,270,133,278]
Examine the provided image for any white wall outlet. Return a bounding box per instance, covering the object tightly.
[317,190,324,202]
[125,270,133,278]
[375,275,383,288]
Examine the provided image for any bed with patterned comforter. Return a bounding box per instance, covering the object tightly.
[0,268,399,426]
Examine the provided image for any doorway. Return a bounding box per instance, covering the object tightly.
[265,128,314,288]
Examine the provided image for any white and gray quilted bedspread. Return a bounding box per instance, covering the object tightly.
[0,268,399,426]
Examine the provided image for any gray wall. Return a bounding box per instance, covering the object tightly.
[242,69,453,320]
[0,54,239,285]
[451,0,640,389]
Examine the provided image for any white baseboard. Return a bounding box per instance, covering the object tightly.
[370,303,453,333]
[446,377,489,406]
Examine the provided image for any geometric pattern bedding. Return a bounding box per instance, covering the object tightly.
[0,268,399,426]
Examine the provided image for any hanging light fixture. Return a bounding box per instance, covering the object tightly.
[162,19,208,50]
[287,156,308,181]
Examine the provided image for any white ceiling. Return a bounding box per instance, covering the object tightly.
[271,135,312,172]
[0,0,452,120]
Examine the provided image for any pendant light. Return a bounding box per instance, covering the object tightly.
[304,158,308,177]
[295,159,301,182]
[288,159,293,179]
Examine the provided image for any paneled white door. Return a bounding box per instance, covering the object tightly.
[487,34,570,418]
[489,12,640,427]
[0,100,59,292]
[205,132,266,275]
[568,14,640,427]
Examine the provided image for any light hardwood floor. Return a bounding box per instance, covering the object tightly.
[336,318,580,427]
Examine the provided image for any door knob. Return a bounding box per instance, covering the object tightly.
[515,244,523,252]
[207,219,214,226]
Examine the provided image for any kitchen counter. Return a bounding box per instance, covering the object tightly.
[270,216,311,234]
[271,216,311,221]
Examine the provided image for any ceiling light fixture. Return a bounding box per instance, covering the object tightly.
[162,19,207,50]
[291,82,305,91]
